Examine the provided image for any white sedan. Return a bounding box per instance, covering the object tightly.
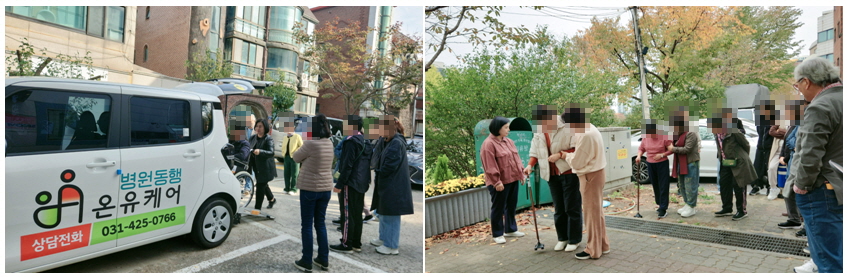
[630,118,760,183]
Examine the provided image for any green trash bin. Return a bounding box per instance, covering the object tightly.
[473,117,552,210]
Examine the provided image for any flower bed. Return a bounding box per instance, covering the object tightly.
[425,174,486,198]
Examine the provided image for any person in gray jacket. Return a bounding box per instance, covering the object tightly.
[785,57,843,273]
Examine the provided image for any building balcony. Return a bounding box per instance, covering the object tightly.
[229,18,265,40]
[268,29,297,46]
[266,69,298,87]
[230,62,263,80]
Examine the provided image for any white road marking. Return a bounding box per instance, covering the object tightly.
[176,218,385,273]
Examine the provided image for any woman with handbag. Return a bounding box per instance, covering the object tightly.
[712,112,757,221]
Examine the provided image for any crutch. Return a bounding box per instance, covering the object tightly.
[528,165,544,251]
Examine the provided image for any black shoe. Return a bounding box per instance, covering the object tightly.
[267,199,277,209]
[575,251,595,260]
[778,221,802,229]
[363,214,374,222]
[330,243,354,254]
[732,212,748,221]
[657,210,668,219]
[337,226,342,232]
[714,209,733,217]
[796,229,807,238]
[777,193,785,199]
[294,259,312,273]
[332,218,342,225]
[749,187,760,195]
[313,258,329,271]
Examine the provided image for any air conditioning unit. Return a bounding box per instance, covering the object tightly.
[299,73,309,89]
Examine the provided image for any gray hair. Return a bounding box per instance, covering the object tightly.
[794,57,841,87]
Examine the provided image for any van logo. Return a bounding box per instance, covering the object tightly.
[33,170,85,229]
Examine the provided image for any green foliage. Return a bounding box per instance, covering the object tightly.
[699,194,715,200]
[184,49,232,82]
[429,154,456,185]
[426,32,621,177]
[6,38,95,79]
[263,72,297,121]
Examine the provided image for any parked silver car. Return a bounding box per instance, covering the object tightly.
[630,118,759,183]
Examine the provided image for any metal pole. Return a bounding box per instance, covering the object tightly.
[631,6,650,120]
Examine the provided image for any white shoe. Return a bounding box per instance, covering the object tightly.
[758,188,768,195]
[565,244,579,252]
[677,205,691,215]
[370,239,384,246]
[504,231,525,237]
[794,259,817,273]
[602,249,611,254]
[290,191,297,195]
[767,188,779,200]
[681,207,697,218]
[375,245,399,255]
[554,241,567,251]
[493,236,506,244]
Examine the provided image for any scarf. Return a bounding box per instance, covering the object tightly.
[671,132,689,178]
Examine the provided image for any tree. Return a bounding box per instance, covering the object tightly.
[184,49,232,82]
[6,38,96,79]
[295,18,422,116]
[375,32,423,116]
[263,72,297,122]
[426,33,621,177]
[425,6,547,71]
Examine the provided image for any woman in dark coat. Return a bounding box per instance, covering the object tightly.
[370,116,414,255]
[712,113,756,221]
[249,118,278,210]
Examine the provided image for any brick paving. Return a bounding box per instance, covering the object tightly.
[425,181,812,273]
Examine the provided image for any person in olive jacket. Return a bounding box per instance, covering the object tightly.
[712,112,757,221]
[370,116,414,255]
[249,118,278,210]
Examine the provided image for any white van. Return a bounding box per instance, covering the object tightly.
[5,77,241,272]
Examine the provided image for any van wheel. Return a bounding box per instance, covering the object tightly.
[191,198,233,248]
[632,157,651,184]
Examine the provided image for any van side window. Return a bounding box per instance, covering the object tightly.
[130,97,190,145]
[6,90,111,155]
[201,102,213,137]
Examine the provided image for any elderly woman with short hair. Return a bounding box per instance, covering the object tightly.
[785,57,842,273]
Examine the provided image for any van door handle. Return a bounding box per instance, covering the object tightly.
[86,161,117,168]
[183,152,202,158]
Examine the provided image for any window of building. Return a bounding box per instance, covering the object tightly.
[235,6,265,26]
[818,28,835,43]
[268,6,302,44]
[143,45,148,62]
[267,48,298,73]
[105,6,125,42]
[129,97,190,145]
[7,6,87,30]
[209,6,221,52]
[145,6,150,19]
[6,6,125,42]
[5,89,112,155]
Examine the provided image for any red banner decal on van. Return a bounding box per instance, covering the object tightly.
[20,223,91,261]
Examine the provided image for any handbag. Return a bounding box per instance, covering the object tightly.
[717,134,737,167]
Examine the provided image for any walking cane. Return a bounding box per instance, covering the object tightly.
[528,165,545,251]
[634,161,643,218]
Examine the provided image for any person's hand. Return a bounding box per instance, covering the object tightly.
[635,156,641,164]
[653,153,664,160]
[779,157,786,165]
[666,144,674,151]
[793,185,808,195]
[523,165,533,176]
[253,149,260,155]
[547,152,561,164]
[332,187,341,193]
[495,184,504,192]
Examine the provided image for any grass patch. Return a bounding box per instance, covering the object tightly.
[699,194,715,200]
[609,190,623,199]
[703,201,714,205]
[698,187,705,192]
[669,196,679,203]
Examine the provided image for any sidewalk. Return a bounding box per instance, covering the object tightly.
[425,181,810,273]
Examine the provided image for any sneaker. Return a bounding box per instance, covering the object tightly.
[375,245,399,255]
[336,226,342,232]
[370,239,384,246]
[758,187,769,195]
[714,209,733,217]
[795,229,807,238]
[493,236,506,244]
[504,231,525,237]
[313,258,329,271]
[554,241,567,251]
[353,247,362,252]
[777,221,802,229]
[565,244,579,252]
[293,259,312,273]
[332,218,342,225]
[803,246,810,254]
[658,210,668,219]
[603,249,611,254]
[681,207,696,218]
[330,243,354,254]
[777,193,785,199]
[732,212,748,221]
[794,259,817,273]
[676,205,689,215]
[749,187,761,195]
[363,214,374,222]
[267,199,277,209]
[290,191,297,195]
[767,187,780,200]
[575,251,594,260]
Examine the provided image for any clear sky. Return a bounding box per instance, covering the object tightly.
[430,6,838,67]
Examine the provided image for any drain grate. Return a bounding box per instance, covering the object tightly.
[605,216,810,257]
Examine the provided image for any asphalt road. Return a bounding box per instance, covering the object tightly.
[47,161,424,273]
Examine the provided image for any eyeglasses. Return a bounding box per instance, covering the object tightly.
[793,78,806,93]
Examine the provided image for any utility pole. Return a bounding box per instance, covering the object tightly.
[630,6,650,121]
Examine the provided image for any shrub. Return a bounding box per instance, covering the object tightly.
[428,154,455,185]
[425,174,486,198]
